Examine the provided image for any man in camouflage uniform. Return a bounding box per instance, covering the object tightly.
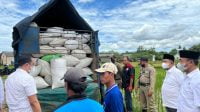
[111,56,123,88]
[137,57,157,112]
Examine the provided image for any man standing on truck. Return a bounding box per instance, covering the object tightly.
[95,62,124,112]
[5,55,41,112]
[122,56,135,112]
[0,76,4,112]
[55,68,104,112]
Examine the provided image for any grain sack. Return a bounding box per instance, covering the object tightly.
[62,31,76,39]
[82,67,93,76]
[39,37,54,45]
[49,38,66,47]
[29,65,42,77]
[54,47,69,54]
[47,27,63,33]
[40,32,61,37]
[75,58,93,68]
[71,49,86,59]
[51,58,67,89]
[82,44,92,54]
[40,45,55,54]
[81,33,91,44]
[64,40,79,50]
[32,54,44,58]
[44,75,52,86]
[62,55,80,67]
[38,59,51,77]
[34,76,49,89]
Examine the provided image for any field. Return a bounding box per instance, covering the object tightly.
[130,61,166,112]
[1,62,167,112]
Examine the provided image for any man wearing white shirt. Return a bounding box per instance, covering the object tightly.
[177,50,200,112]
[161,54,184,112]
[0,76,4,112]
[5,55,41,112]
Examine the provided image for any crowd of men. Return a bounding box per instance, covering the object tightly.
[0,50,199,112]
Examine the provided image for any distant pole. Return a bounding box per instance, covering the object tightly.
[152,55,155,62]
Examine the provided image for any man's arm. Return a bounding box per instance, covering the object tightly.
[28,95,41,112]
[128,67,135,91]
[148,67,156,96]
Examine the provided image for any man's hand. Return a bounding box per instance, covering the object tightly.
[148,90,153,97]
[127,86,133,92]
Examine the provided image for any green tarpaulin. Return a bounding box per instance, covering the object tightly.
[37,83,100,112]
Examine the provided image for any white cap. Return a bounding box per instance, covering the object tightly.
[95,62,118,74]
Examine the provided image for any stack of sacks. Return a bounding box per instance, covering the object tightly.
[29,59,51,89]
[30,55,93,89]
[39,27,92,55]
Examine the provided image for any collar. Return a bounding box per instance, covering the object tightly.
[186,68,199,78]
[17,68,28,74]
[125,63,133,68]
[105,84,117,95]
[67,94,87,102]
[167,66,175,73]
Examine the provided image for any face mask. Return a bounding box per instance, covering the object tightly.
[162,63,169,69]
[177,63,186,72]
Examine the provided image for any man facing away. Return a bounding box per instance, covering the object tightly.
[161,54,184,112]
[95,62,124,112]
[54,68,104,112]
[5,55,41,112]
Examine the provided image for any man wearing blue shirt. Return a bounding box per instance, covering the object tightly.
[95,63,124,112]
[54,68,104,112]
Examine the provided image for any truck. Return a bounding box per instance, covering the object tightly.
[11,0,102,111]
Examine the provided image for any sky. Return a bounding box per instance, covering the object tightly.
[0,0,200,53]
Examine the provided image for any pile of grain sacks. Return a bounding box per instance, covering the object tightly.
[31,27,94,89]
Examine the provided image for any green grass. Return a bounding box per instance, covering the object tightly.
[130,61,166,112]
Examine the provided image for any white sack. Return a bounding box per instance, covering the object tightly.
[54,47,69,54]
[71,50,86,59]
[82,44,92,54]
[76,33,90,44]
[38,59,51,77]
[62,55,80,67]
[64,40,79,50]
[75,58,93,68]
[29,65,42,77]
[40,45,55,54]
[44,75,52,86]
[62,31,76,39]
[39,38,54,45]
[40,32,61,37]
[34,76,49,89]
[51,58,67,89]
[47,27,63,33]
[82,67,93,76]
[49,38,66,47]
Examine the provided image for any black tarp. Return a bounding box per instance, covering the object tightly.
[12,0,93,49]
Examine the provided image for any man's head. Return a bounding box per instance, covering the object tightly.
[123,56,131,65]
[110,56,116,63]
[140,57,148,68]
[162,54,175,70]
[62,68,87,95]
[95,63,118,85]
[178,50,199,73]
[18,55,34,73]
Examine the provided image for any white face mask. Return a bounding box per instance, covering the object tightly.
[162,63,170,69]
[177,63,186,72]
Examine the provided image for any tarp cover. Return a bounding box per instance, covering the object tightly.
[12,0,93,49]
[38,82,100,112]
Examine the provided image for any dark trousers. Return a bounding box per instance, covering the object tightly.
[165,107,177,112]
[124,89,133,112]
